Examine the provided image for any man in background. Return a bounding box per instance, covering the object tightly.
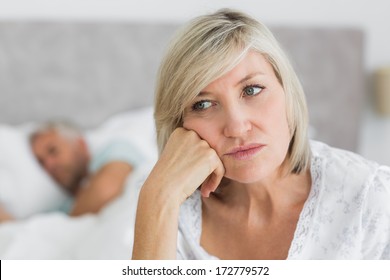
[29,121,141,216]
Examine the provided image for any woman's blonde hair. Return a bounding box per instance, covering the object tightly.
[155,9,311,174]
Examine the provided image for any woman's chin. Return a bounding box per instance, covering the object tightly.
[224,166,267,184]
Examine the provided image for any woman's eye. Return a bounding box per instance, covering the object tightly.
[243,85,263,96]
[192,100,213,111]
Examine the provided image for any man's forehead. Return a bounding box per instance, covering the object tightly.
[36,130,56,141]
[33,131,62,148]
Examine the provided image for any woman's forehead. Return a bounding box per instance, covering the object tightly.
[201,51,273,92]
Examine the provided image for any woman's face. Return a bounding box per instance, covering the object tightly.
[183,51,291,184]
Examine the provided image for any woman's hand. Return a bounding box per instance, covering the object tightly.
[147,127,225,203]
[132,127,225,259]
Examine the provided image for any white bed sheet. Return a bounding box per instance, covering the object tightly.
[0,163,151,259]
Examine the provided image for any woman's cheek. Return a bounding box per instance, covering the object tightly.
[186,120,204,137]
[184,119,208,139]
[182,117,194,131]
[183,113,222,149]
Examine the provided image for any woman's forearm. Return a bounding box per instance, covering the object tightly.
[131,128,224,259]
[132,181,181,259]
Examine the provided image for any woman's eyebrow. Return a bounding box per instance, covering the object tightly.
[235,72,264,86]
[197,72,264,97]
[197,91,212,97]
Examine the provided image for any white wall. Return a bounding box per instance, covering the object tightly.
[0,0,389,72]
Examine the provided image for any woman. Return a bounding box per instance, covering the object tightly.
[132,9,390,259]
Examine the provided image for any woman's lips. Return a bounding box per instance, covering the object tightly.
[225,144,265,160]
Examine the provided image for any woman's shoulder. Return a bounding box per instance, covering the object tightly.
[308,141,390,258]
[310,140,377,164]
[312,139,390,192]
[309,140,389,218]
[310,140,382,180]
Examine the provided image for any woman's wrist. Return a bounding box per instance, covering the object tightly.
[141,173,191,206]
[132,180,182,260]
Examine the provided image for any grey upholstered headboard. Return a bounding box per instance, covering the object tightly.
[0,22,364,151]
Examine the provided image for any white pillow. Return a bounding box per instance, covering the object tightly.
[0,125,68,219]
[85,106,158,164]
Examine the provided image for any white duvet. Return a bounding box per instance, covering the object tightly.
[0,164,150,259]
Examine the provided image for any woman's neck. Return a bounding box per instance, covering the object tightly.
[209,167,312,216]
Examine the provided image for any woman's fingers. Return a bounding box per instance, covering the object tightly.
[153,127,225,201]
[200,148,225,198]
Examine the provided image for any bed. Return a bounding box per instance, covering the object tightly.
[0,21,365,259]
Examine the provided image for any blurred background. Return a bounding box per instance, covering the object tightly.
[1,0,390,165]
[1,0,390,260]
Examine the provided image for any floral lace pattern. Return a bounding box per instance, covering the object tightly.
[287,155,322,258]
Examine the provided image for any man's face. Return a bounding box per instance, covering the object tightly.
[31,131,88,194]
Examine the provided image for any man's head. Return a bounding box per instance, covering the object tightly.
[30,122,90,195]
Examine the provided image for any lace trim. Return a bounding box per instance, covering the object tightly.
[181,190,218,258]
[185,190,202,243]
[287,154,322,258]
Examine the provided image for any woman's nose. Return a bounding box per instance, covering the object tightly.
[223,105,252,138]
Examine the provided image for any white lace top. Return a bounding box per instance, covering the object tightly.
[177,141,390,259]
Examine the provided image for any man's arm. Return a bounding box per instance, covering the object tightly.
[69,161,133,216]
[0,205,14,222]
